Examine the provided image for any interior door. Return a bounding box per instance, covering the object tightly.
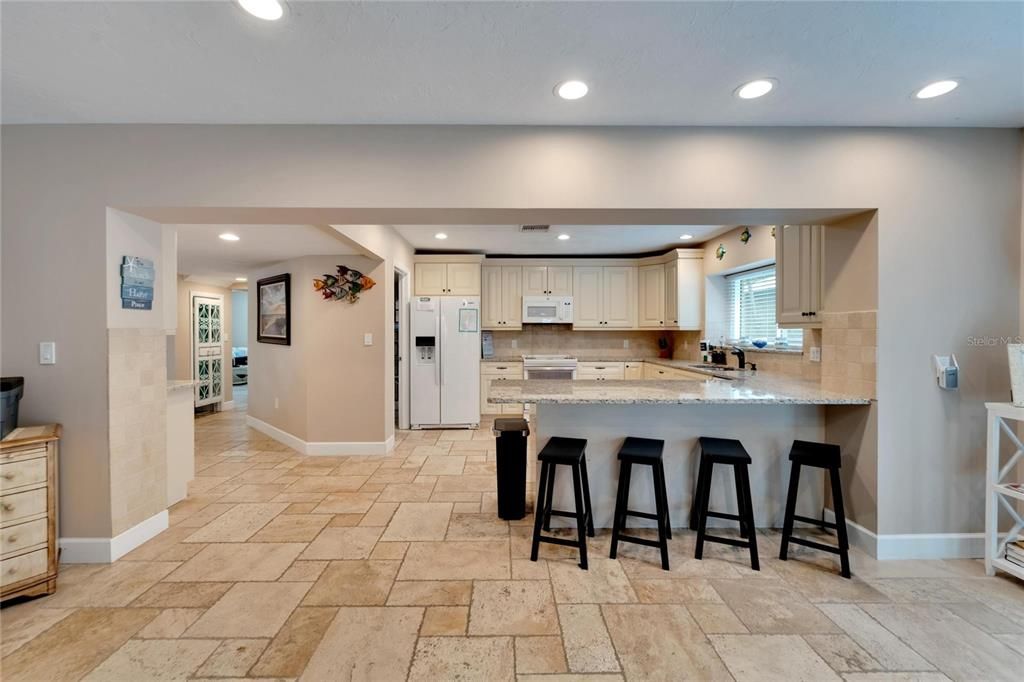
[602,266,636,328]
[572,267,603,328]
[192,294,224,407]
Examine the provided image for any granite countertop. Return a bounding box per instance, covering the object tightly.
[488,375,871,406]
[482,356,754,380]
[167,380,197,393]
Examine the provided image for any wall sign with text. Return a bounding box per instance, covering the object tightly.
[121,256,155,310]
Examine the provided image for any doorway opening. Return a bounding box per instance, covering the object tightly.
[394,265,410,430]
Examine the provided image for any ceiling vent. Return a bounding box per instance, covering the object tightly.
[519,224,550,233]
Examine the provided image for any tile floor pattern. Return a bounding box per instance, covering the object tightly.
[3,405,1024,681]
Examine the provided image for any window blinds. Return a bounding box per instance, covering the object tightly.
[726,266,803,347]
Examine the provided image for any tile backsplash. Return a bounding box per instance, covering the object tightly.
[821,310,877,399]
[490,327,677,359]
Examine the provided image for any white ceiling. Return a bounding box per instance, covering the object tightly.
[176,223,356,287]
[394,225,733,256]
[2,1,1021,126]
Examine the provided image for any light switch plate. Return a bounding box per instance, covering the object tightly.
[363,333,373,346]
[39,341,56,365]
[809,346,821,362]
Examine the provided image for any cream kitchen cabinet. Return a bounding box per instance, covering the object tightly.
[642,363,707,380]
[481,266,522,329]
[638,264,666,328]
[415,262,481,296]
[624,362,644,380]
[523,266,573,296]
[776,224,824,327]
[480,362,523,415]
[572,266,636,329]
[665,254,703,330]
[577,361,626,381]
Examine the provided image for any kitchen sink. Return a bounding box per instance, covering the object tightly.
[692,364,738,371]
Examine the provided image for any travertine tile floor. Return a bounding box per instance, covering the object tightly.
[3,405,1024,681]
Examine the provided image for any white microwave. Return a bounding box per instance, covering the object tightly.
[522,296,573,324]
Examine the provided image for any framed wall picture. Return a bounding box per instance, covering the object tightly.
[257,274,291,345]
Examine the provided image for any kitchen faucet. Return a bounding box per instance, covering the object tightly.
[731,346,757,372]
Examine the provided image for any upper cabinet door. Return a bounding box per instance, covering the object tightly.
[664,260,678,328]
[415,263,448,295]
[776,224,823,327]
[522,266,548,296]
[446,263,481,295]
[674,256,704,330]
[572,267,603,328]
[547,266,573,296]
[481,266,503,329]
[501,266,523,329]
[637,264,665,328]
[603,266,636,328]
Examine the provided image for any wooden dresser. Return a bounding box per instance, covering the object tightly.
[1,424,60,602]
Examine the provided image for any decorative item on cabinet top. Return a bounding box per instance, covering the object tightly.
[314,265,376,303]
[715,244,727,261]
[740,228,751,244]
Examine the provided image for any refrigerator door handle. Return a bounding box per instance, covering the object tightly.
[435,315,442,386]
[439,314,445,385]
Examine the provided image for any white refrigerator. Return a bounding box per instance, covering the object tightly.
[410,296,481,429]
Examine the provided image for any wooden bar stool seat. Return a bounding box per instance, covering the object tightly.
[530,436,595,569]
[609,437,671,570]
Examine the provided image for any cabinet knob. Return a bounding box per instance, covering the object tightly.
[2,473,13,480]
[6,535,15,543]
[2,503,13,511]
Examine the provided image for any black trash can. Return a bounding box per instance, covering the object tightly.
[1,377,25,440]
[494,417,530,520]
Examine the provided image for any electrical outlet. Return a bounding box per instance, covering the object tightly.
[274,397,279,409]
[39,342,56,365]
[363,333,373,346]
[810,346,821,362]
[510,339,518,349]
[623,339,630,349]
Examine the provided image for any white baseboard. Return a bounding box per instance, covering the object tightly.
[823,509,983,560]
[246,415,394,456]
[60,510,169,564]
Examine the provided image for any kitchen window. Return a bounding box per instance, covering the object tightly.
[726,266,803,348]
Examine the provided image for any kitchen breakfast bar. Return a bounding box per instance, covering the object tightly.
[489,369,872,530]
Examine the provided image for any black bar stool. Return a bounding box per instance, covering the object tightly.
[779,440,851,579]
[609,437,671,570]
[530,436,595,569]
[692,436,759,571]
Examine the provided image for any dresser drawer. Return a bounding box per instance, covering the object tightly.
[1,548,47,587]
[0,457,47,492]
[0,488,48,526]
[1,519,48,558]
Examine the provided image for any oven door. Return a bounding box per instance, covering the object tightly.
[524,366,577,381]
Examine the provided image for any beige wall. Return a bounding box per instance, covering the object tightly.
[174,277,233,405]
[248,254,389,444]
[1,125,1020,542]
[703,225,775,276]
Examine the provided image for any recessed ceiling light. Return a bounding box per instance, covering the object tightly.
[557,234,571,241]
[434,232,448,240]
[237,0,284,21]
[915,80,959,99]
[219,233,240,242]
[555,80,589,100]
[679,234,694,240]
[235,277,248,282]
[735,79,776,99]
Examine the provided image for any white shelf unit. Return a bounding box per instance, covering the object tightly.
[984,402,1024,580]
